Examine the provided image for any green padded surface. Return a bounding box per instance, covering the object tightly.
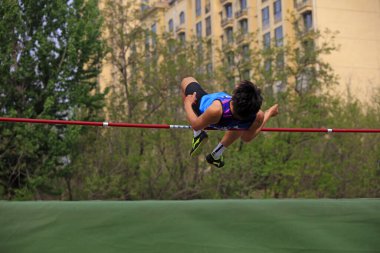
[1,199,379,253]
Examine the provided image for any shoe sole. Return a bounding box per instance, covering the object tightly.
[206,154,224,168]
[190,136,208,157]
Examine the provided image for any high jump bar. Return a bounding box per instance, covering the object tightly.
[0,117,380,133]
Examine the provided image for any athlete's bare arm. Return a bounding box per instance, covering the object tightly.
[241,104,279,142]
[184,93,221,131]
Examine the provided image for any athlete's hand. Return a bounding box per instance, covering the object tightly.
[266,104,279,117]
[185,92,197,105]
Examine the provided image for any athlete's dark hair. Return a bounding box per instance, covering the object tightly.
[232,80,263,120]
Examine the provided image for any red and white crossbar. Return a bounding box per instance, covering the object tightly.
[0,117,379,133]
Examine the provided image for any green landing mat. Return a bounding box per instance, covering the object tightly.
[1,199,380,253]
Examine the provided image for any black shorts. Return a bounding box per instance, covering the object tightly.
[184,82,208,116]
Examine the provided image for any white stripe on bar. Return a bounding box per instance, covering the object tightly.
[103,122,109,127]
[170,125,191,129]
[327,128,333,133]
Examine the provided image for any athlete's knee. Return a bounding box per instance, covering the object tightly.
[181,77,197,89]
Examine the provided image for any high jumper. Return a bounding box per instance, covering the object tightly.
[181,77,278,168]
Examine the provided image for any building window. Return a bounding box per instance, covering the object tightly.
[243,70,250,80]
[226,27,233,43]
[242,44,249,59]
[228,76,235,86]
[275,28,285,69]
[276,53,284,69]
[265,59,271,72]
[180,11,185,24]
[274,0,282,23]
[240,19,248,34]
[296,69,312,94]
[196,21,202,37]
[206,16,212,36]
[145,30,150,52]
[262,7,270,30]
[225,3,233,19]
[207,40,212,58]
[151,23,157,46]
[141,0,149,11]
[207,63,213,74]
[205,0,210,13]
[227,52,234,66]
[294,0,312,9]
[263,32,270,48]
[302,39,315,54]
[151,23,157,34]
[273,80,286,94]
[240,0,247,10]
[303,11,313,31]
[168,19,174,32]
[196,0,201,17]
[274,26,283,46]
[178,32,186,43]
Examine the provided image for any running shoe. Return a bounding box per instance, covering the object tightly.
[190,131,208,157]
[206,153,225,168]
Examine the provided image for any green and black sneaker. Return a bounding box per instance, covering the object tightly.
[190,131,208,157]
[206,153,225,168]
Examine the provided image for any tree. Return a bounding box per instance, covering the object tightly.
[74,0,216,199]
[213,13,342,198]
[0,0,106,199]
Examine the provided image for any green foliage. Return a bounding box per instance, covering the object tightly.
[207,13,380,199]
[1,4,379,200]
[0,0,106,199]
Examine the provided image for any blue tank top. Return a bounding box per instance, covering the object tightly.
[199,92,256,130]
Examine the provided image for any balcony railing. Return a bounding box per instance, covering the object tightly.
[221,38,234,50]
[221,17,234,28]
[235,9,248,19]
[220,0,232,4]
[236,33,249,44]
[175,25,185,33]
[295,0,313,12]
[140,1,169,19]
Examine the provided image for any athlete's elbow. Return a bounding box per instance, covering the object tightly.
[191,125,203,131]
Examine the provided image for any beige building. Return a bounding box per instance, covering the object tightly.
[102,0,380,102]
[312,0,380,100]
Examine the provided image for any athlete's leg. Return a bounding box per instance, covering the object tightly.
[206,130,243,168]
[181,77,199,101]
[181,77,208,115]
[210,130,243,158]
[221,130,244,147]
[180,77,209,156]
[207,104,278,168]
